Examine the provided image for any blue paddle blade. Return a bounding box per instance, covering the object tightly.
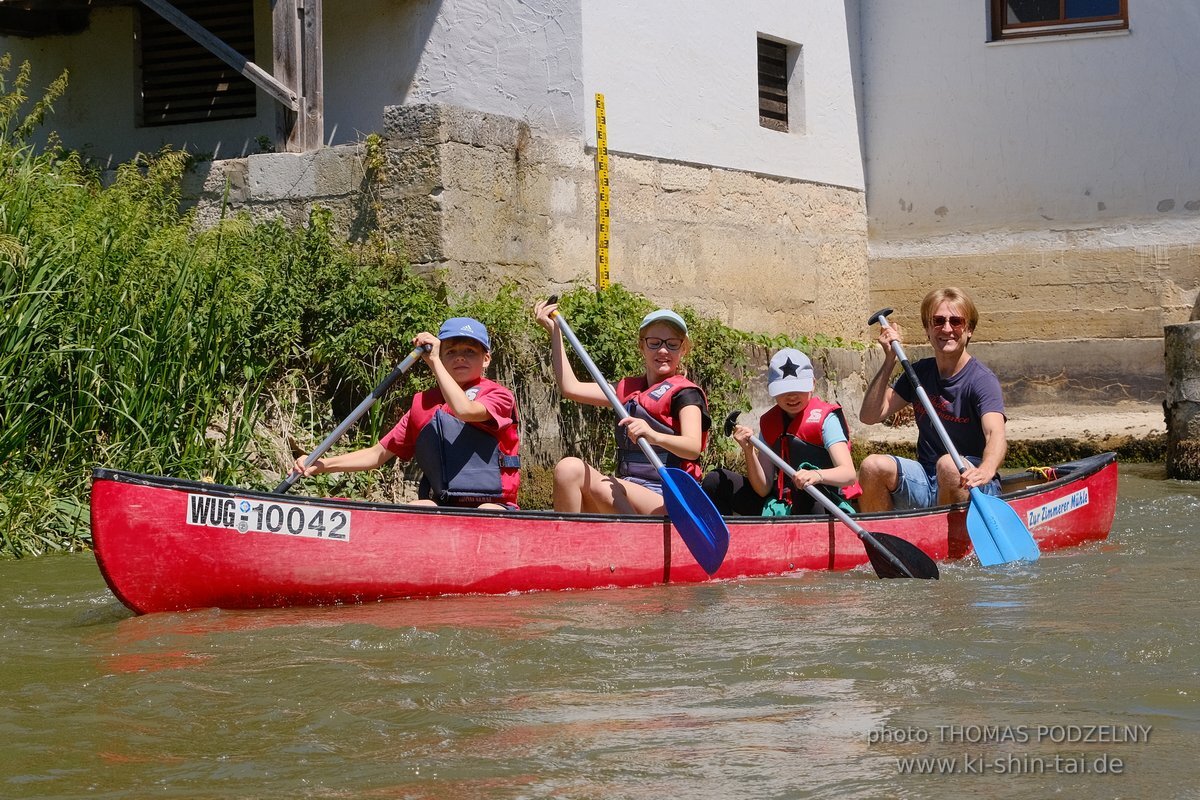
[967,488,1041,566]
[658,466,730,575]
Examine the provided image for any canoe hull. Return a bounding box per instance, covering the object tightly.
[91,453,1119,614]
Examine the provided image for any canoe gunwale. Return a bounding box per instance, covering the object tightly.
[90,450,1117,527]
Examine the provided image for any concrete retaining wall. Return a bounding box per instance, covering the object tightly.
[1165,321,1200,478]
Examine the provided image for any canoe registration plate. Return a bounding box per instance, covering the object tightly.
[186,493,351,542]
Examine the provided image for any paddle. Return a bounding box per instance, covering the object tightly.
[274,344,429,494]
[868,308,1039,565]
[723,413,939,579]
[548,305,730,575]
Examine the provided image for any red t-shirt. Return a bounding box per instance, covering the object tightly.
[379,377,520,504]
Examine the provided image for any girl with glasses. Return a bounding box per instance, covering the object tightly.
[856,287,1007,512]
[534,300,711,514]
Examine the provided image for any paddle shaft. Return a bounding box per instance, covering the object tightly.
[273,345,428,494]
[870,310,971,475]
[742,431,917,578]
[550,312,669,470]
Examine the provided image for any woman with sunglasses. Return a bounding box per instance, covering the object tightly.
[534,300,711,514]
[856,287,1007,512]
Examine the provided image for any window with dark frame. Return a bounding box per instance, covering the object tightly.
[758,36,789,132]
[991,0,1128,41]
[136,0,256,127]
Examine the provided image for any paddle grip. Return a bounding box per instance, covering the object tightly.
[867,307,894,327]
[722,411,741,438]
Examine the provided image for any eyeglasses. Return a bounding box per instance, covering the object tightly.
[641,337,683,352]
[929,315,966,330]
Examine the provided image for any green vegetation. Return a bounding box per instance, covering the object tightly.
[0,58,451,555]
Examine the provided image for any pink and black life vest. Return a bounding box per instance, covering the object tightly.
[613,375,708,483]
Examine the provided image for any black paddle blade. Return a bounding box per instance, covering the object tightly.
[723,411,741,437]
[861,531,940,580]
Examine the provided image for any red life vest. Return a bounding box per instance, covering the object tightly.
[758,398,862,507]
[614,375,708,482]
[405,380,520,505]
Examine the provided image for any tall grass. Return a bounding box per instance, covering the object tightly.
[0,58,447,556]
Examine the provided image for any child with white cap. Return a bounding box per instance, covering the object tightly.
[703,348,860,516]
[292,317,520,509]
[534,299,711,515]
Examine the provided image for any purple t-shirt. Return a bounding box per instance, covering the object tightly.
[893,356,1006,472]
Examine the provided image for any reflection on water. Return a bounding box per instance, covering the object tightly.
[1,465,1199,799]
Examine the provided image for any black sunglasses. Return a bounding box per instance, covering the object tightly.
[929,315,966,329]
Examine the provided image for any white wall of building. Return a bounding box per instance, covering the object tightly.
[861,2,1200,239]
[581,0,864,190]
[2,0,585,163]
[367,0,585,136]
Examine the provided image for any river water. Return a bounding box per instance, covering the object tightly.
[2,464,1198,799]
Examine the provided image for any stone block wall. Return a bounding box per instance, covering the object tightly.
[867,233,1200,402]
[377,103,870,340]
[180,102,1194,411]
[184,146,372,234]
[184,102,870,340]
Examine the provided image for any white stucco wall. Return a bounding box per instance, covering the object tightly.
[2,0,585,162]
[371,0,585,136]
[861,2,1200,238]
[581,0,864,190]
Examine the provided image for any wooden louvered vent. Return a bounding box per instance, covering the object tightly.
[137,0,256,127]
[757,37,788,132]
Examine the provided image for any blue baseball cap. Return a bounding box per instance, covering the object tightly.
[438,317,490,350]
[639,309,688,337]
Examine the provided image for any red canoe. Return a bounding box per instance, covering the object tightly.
[90,452,1118,614]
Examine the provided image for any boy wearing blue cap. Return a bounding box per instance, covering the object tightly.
[292,318,520,509]
[703,348,860,516]
[534,300,711,515]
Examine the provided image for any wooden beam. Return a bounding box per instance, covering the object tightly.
[272,0,323,152]
[139,0,298,112]
[299,0,324,151]
[273,0,300,149]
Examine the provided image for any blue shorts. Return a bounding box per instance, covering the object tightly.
[621,475,664,496]
[890,455,1001,510]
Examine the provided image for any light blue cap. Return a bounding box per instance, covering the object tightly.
[438,317,490,350]
[639,309,688,336]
